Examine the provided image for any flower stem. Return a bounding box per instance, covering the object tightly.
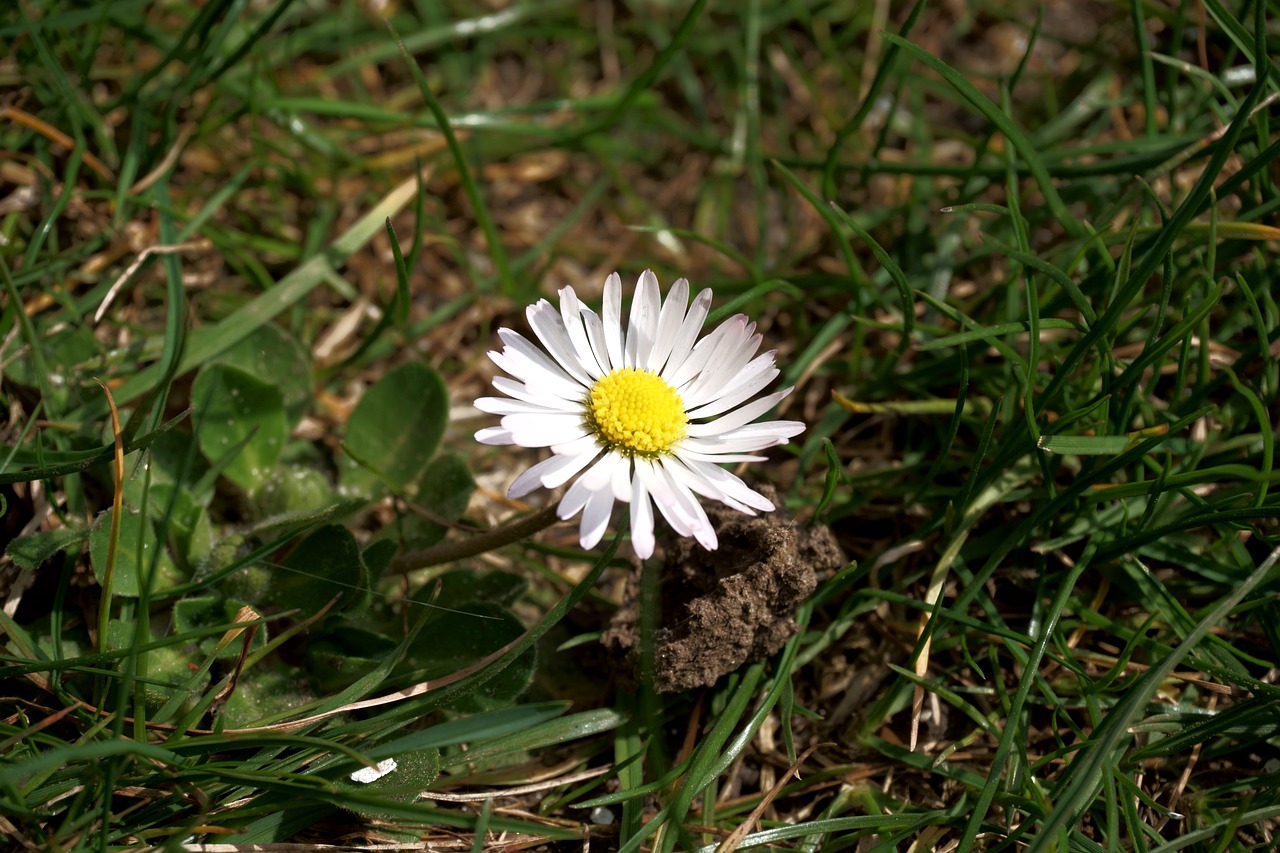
[387,505,560,574]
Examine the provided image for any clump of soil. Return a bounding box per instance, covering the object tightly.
[602,484,844,693]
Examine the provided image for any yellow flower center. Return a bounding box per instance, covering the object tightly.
[586,368,688,456]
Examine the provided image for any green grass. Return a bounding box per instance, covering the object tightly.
[3,0,1280,849]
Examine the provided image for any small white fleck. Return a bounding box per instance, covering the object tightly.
[349,757,397,784]
[590,807,615,825]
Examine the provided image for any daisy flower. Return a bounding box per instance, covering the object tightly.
[475,270,805,559]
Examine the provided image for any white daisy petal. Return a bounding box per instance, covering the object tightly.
[491,344,584,402]
[680,326,762,404]
[660,288,713,379]
[475,396,567,416]
[557,474,595,519]
[475,271,806,556]
[558,286,605,378]
[475,426,514,445]
[581,307,613,374]
[664,456,755,514]
[501,413,589,447]
[527,299,593,385]
[684,354,779,417]
[602,272,624,369]
[490,376,580,410]
[669,315,747,389]
[717,420,808,442]
[648,276,688,373]
[673,449,769,464]
[579,487,615,549]
[611,455,633,502]
[508,446,601,498]
[551,434,602,457]
[680,420,805,454]
[656,459,717,550]
[686,389,791,437]
[674,455,776,512]
[626,269,661,368]
[581,451,625,492]
[630,476,656,559]
[634,458,695,537]
[496,328,572,379]
[591,452,631,502]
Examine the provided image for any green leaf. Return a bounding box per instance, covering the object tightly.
[172,595,268,660]
[370,702,571,759]
[334,748,442,818]
[429,569,527,610]
[439,708,628,769]
[215,324,313,427]
[340,362,449,497]
[125,430,212,504]
[192,364,287,493]
[1037,424,1171,455]
[249,497,366,539]
[89,507,183,598]
[361,538,398,582]
[132,643,210,715]
[306,626,399,693]
[387,451,475,549]
[218,662,314,729]
[266,523,368,618]
[406,600,535,713]
[252,465,334,517]
[6,527,89,570]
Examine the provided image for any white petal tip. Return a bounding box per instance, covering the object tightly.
[475,427,514,445]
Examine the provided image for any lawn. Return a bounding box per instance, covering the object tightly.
[2,0,1279,850]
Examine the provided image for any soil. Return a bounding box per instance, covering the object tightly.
[602,483,844,693]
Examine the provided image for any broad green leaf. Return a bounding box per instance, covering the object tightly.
[339,362,448,497]
[125,430,212,502]
[250,497,366,539]
[252,465,334,517]
[265,523,368,618]
[361,538,398,583]
[133,642,210,715]
[334,748,442,819]
[385,451,475,549]
[305,626,398,693]
[119,432,216,565]
[6,527,89,570]
[89,507,183,597]
[369,702,571,758]
[172,595,268,660]
[192,364,287,493]
[440,708,628,768]
[406,601,535,713]
[429,569,527,610]
[216,324,313,427]
[219,662,314,729]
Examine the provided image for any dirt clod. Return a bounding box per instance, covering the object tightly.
[603,484,844,692]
